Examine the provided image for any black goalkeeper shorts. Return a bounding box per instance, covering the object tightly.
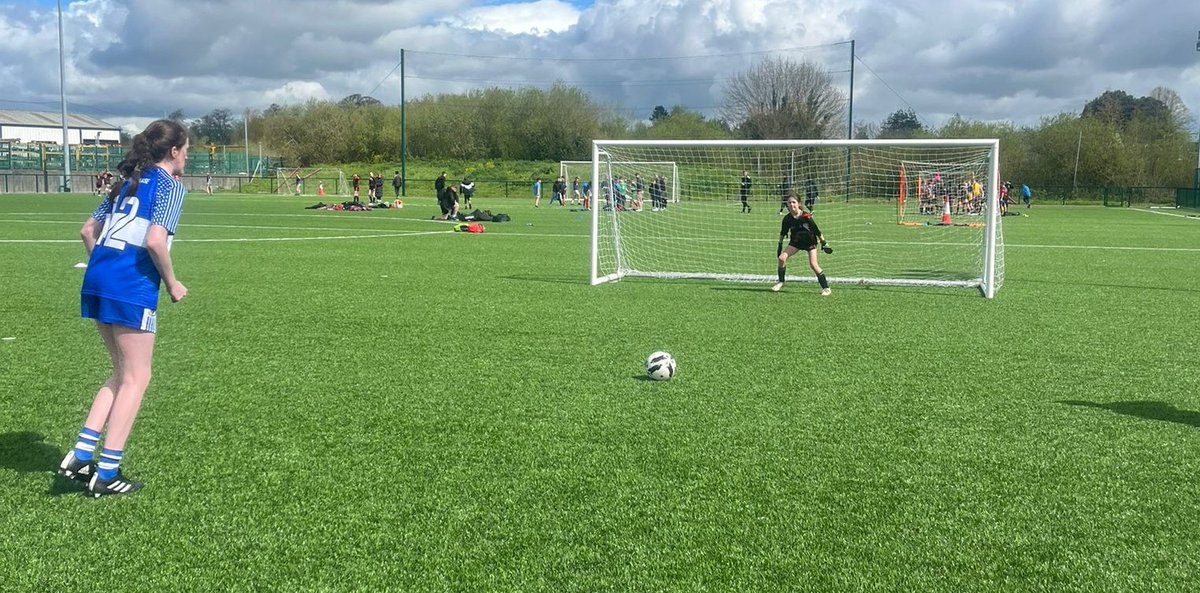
[788,238,817,252]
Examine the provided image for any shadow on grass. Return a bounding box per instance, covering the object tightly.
[709,285,776,293]
[1024,277,1200,295]
[0,431,60,473]
[710,284,982,299]
[1058,400,1200,428]
[0,431,87,496]
[501,274,587,286]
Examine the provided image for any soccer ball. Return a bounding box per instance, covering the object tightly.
[646,351,676,381]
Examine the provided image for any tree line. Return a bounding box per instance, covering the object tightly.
[170,58,1196,188]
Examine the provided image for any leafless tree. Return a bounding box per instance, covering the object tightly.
[1149,86,1194,132]
[721,57,847,139]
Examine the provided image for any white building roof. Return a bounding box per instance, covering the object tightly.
[0,110,119,131]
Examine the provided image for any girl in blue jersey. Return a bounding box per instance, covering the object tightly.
[58,119,190,498]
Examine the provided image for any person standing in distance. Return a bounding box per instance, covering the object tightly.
[740,170,752,213]
[392,171,402,198]
[58,119,191,497]
[804,178,818,211]
[435,171,447,206]
[773,193,832,296]
[533,177,542,207]
[460,176,475,210]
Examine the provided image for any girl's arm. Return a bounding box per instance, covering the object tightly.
[81,217,103,257]
[144,225,187,302]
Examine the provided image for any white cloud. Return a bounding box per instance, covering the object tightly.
[264,81,331,105]
[442,0,581,36]
[0,0,1196,134]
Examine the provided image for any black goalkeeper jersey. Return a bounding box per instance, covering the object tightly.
[780,212,822,246]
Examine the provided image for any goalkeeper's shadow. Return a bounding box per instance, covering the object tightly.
[707,284,979,298]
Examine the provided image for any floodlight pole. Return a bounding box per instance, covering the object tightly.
[244,109,251,174]
[847,40,855,141]
[57,0,71,192]
[845,39,855,198]
[400,48,407,197]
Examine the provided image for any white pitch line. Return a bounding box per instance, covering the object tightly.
[183,230,452,243]
[1132,207,1200,220]
[0,218,440,234]
[0,211,459,225]
[0,230,454,244]
[4,219,1198,253]
[482,231,1200,253]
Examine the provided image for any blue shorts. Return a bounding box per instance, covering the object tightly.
[81,294,157,333]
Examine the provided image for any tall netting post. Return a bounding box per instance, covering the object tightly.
[590,139,1004,298]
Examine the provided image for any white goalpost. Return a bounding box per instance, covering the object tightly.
[590,139,1004,298]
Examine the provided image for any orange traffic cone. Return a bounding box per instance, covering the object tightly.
[939,196,952,225]
[318,183,325,197]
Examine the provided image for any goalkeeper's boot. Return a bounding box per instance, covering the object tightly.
[820,287,832,297]
[87,471,143,499]
[771,282,784,292]
[57,450,94,483]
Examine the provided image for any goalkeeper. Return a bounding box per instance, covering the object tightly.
[773,193,832,296]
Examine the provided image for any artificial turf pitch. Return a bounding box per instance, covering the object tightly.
[1,193,1198,591]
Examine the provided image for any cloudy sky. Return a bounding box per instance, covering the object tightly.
[3,0,1198,136]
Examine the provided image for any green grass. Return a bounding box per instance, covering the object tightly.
[1,194,1199,592]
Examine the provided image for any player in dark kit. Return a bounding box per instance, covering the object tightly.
[773,193,832,295]
[740,171,751,213]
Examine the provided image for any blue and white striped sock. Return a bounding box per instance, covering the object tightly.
[96,448,123,481]
[72,428,101,462]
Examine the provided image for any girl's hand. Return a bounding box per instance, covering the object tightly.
[168,281,188,303]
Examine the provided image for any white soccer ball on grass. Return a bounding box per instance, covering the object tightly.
[646,351,676,381]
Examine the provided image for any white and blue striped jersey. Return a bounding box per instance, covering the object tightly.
[81,167,186,310]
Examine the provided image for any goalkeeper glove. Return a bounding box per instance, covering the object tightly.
[821,241,833,254]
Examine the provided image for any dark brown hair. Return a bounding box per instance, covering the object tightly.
[108,119,189,200]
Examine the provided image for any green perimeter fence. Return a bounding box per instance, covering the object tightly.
[3,170,1194,209]
[0,141,282,175]
[0,172,557,199]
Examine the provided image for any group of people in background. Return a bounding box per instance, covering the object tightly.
[590,173,670,212]
[435,171,476,220]
[1000,181,1032,215]
[351,171,403,204]
[918,173,1032,216]
[93,170,115,196]
[534,175,590,208]
[739,171,820,215]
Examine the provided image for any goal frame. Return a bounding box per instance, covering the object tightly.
[589,139,1002,298]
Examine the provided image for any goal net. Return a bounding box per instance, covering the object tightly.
[590,139,1004,298]
[561,160,679,205]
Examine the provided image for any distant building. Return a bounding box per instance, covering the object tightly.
[0,110,120,145]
